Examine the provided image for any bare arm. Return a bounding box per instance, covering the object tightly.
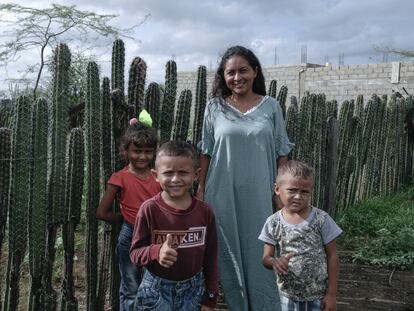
[262,243,293,275]
[322,240,339,311]
[196,153,211,200]
[96,184,123,223]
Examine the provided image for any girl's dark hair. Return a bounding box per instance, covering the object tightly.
[212,45,266,98]
[119,122,158,163]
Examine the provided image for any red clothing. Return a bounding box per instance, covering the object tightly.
[107,166,161,225]
[130,193,219,308]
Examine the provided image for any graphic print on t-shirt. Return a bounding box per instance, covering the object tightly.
[152,227,206,249]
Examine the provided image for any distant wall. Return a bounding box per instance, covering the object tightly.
[177,61,414,105]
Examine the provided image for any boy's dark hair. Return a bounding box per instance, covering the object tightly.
[276,160,315,184]
[156,140,199,168]
[119,123,158,162]
[212,45,266,98]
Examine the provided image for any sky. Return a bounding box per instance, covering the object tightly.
[1,0,413,95]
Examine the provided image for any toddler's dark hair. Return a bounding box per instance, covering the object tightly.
[156,140,198,168]
[119,123,158,163]
[276,160,315,184]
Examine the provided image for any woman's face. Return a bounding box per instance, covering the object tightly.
[223,55,257,97]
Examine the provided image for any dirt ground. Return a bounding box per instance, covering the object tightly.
[0,250,413,310]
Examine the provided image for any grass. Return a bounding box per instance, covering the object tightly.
[336,187,414,270]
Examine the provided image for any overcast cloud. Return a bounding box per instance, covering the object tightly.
[1,0,413,94]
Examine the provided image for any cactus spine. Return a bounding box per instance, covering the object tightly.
[173,89,192,141]
[5,96,32,311]
[85,61,101,310]
[192,65,207,145]
[111,39,125,97]
[145,82,161,129]
[128,57,147,116]
[160,60,177,142]
[28,98,48,310]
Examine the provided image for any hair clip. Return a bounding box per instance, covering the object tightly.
[129,118,139,126]
[138,109,153,127]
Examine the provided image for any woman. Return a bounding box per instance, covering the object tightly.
[197,46,293,311]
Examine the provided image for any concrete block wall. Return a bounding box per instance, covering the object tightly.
[177,61,414,107]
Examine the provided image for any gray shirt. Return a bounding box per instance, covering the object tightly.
[259,207,342,301]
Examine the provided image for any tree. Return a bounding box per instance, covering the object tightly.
[0,3,149,99]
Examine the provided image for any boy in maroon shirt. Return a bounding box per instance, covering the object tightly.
[130,140,219,311]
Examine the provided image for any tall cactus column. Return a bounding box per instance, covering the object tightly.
[111,39,125,98]
[28,99,49,311]
[145,82,161,130]
[128,57,147,116]
[160,60,177,142]
[43,43,71,311]
[5,96,32,311]
[192,65,207,146]
[173,89,192,141]
[61,128,85,311]
[0,127,12,310]
[85,61,101,311]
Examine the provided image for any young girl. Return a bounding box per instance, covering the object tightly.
[96,121,161,311]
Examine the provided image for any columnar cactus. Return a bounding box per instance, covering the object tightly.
[61,128,85,311]
[128,56,147,116]
[5,95,32,311]
[160,60,177,142]
[277,85,288,119]
[192,65,207,146]
[111,39,125,97]
[85,61,101,310]
[285,96,299,159]
[28,98,48,310]
[144,82,161,130]
[268,80,277,98]
[43,43,71,311]
[173,89,192,141]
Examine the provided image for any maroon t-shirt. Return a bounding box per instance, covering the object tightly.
[130,193,219,308]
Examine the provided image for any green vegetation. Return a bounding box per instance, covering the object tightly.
[336,187,414,270]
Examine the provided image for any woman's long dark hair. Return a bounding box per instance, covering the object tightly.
[212,45,266,98]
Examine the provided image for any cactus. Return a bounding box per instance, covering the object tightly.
[43,43,71,311]
[27,98,48,310]
[192,65,207,146]
[145,82,161,130]
[128,56,147,116]
[97,77,113,311]
[111,39,125,97]
[61,128,84,311]
[285,96,299,159]
[268,80,277,98]
[5,96,32,311]
[277,85,288,119]
[160,60,177,142]
[85,61,101,310]
[173,89,192,141]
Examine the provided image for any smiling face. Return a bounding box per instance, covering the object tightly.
[223,55,258,97]
[127,143,155,171]
[152,155,199,200]
[275,175,313,214]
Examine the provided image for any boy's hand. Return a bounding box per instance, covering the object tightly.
[201,305,214,311]
[321,293,336,311]
[158,234,177,268]
[272,253,294,275]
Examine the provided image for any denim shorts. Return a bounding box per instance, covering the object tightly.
[134,270,205,311]
[279,294,322,311]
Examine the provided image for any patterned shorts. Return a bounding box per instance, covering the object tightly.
[279,294,322,311]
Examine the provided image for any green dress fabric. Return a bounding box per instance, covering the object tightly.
[200,95,294,311]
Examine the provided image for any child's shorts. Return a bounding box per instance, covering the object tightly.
[134,269,204,311]
[279,294,322,311]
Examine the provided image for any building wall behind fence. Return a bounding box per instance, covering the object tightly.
[177,61,414,106]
